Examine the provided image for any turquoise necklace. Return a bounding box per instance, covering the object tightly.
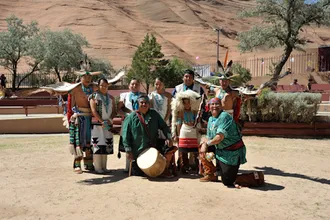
[99,92,110,113]
[184,111,195,123]
[82,85,92,96]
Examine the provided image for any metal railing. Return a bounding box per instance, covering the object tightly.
[235,53,322,77]
[0,72,58,89]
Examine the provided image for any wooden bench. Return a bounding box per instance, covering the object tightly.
[310,84,330,93]
[0,99,59,116]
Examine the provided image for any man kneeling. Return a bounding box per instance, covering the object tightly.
[199,97,247,186]
[122,95,177,178]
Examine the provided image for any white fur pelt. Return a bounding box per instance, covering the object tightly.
[171,90,201,135]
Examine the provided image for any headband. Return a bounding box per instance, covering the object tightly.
[137,95,150,103]
[79,71,91,76]
[208,97,221,104]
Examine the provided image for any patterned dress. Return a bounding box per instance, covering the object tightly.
[89,92,114,155]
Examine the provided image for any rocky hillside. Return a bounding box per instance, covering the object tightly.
[1,0,330,70]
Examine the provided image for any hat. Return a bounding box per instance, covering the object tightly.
[218,73,231,80]
[76,71,102,76]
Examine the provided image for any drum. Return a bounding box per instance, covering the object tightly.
[137,147,166,177]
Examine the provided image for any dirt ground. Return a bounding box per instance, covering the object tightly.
[0,134,329,220]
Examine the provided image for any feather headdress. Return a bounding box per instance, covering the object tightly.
[171,90,201,135]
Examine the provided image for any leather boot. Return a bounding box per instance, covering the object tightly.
[179,152,189,174]
[83,147,94,171]
[199,153,217,182]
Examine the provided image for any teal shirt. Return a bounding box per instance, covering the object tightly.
[207,111,247,166]
[122,109,171,157]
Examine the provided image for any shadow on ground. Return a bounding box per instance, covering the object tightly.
[77,169,128,185]
[254,166,330,185]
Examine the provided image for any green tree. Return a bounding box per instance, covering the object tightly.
[0,15,40,91]
[238,0,330,88]
[230,63,252,87]
[40,29,89,82]
[89,58,115,80]
[128,34,164,93]
[154,57,191,88]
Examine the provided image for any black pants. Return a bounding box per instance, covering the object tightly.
[208,145,240,186]
[218,160,240,186]
[130,161,145,176]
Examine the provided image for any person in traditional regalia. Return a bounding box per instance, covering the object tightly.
[33,56,125,174]
[89,78,116,174]
[66,70,97,173]
[122,95,177,177]
[200,61,241,122]
[199,97,247,184]
[117,79,145,172]
[149,78,171,123]
[171,90,201,174]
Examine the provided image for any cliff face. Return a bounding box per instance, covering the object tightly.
[1,0,330,69]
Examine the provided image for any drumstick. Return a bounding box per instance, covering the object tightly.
[128,160,133,177]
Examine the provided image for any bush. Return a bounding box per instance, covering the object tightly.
[240,91,322,123]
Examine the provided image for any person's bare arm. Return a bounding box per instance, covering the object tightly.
[164,92,172,122]
[200,133,225,152]
[222,93,234,110]
[117,101,131,117]
[175,111,183,140]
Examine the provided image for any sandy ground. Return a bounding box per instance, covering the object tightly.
[0,135,330,220]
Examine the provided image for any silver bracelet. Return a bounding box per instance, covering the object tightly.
[207,140,212,146]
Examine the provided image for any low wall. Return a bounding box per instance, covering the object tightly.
[0,116,122,134]
[242,122,330,137]
[0,106,63,114]
[0,116,68,134]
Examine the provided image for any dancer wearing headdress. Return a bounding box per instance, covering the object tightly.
[171,90,202,174]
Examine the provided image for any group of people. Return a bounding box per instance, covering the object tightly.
[60,68,247,187]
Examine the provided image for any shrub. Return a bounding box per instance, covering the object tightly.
[240,91,322,123]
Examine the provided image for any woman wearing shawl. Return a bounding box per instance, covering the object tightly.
[89,78,116,173]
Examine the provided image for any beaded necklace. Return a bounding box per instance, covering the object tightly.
[82,84,92,96]
[183,111,195,123]
[99,92,110,113]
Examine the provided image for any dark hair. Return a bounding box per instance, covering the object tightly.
[155,77,167,87]
[184,69,195,79]
[98,77,109,85]
[130,78,140,84]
